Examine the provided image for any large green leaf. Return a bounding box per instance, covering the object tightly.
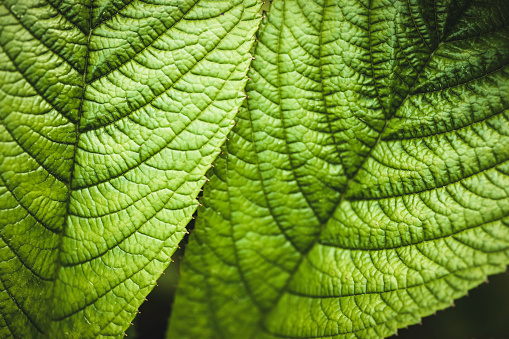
[169,0,509,338]
[0,0,261,337]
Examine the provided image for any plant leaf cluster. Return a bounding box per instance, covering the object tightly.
[1,0,508,338]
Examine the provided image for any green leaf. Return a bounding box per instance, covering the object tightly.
[169,0,509,338]
[0,0,261,337]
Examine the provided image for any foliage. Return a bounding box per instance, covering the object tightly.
[169,0,509,338]
[1,0,509,338]
[0,0,260,337]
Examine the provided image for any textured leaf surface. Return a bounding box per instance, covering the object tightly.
[169,0,509,338]
[0,0,261,337]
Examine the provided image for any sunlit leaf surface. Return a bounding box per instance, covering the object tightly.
[0,0,261,337]
[169,0,509,338]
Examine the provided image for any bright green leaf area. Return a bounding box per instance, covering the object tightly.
[0,0,261,337]
[169,0,509,338]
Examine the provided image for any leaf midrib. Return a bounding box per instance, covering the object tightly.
[47,0,94,331]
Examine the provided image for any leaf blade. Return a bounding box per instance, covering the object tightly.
[0,0,262,337]
[169,0,509,338]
